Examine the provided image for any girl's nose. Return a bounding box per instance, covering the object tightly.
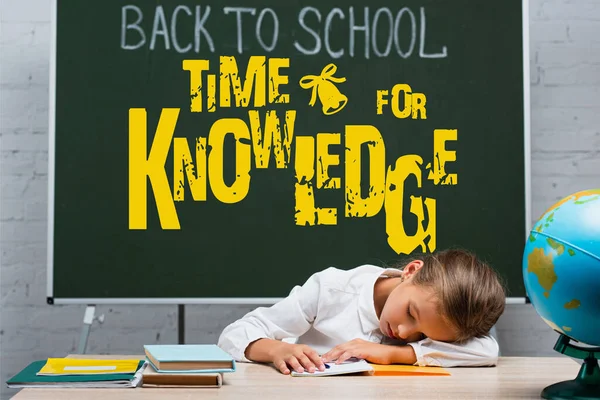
[397,325,422,343]
[397,325,413,339]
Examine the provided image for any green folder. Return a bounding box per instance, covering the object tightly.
[6,360,146,388]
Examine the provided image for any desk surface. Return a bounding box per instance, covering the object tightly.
[12,356,580,400]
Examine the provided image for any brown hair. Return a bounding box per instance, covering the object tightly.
[400,248,506,343]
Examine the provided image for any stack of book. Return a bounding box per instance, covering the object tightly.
[142,344,236,388]
[7,358,146,388]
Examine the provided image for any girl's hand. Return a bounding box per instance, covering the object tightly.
[321,338,396,365]
[269,342,326,375]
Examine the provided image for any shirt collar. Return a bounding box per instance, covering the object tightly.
[357,268,403,333]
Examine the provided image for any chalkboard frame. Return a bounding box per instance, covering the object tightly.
[46,0,532,305]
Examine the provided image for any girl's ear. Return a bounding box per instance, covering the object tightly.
[402,260,424,280]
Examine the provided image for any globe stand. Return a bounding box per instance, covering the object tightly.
[542,334,600,399]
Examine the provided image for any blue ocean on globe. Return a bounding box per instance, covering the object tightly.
[523,189,600,347]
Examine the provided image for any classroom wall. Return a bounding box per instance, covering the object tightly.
[1,0,599,398]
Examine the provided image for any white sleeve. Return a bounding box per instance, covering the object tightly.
[407,335,499,367]
[217,270,325,362]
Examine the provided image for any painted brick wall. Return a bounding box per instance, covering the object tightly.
[2,1,599,398]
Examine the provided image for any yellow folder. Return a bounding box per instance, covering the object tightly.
[369,364,451,376]
[37,358,140,376]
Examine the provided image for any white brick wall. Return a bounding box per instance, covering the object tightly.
[1,1,599,398]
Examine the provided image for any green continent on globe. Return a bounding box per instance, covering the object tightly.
[564,299,581,309]
[546,238,565,255]
[534,211,557,234]
[527,248,558,295]
[573,191,600,205]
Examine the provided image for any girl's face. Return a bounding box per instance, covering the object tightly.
[378,262,457,343]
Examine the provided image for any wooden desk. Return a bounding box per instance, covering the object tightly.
[12,356,579,399]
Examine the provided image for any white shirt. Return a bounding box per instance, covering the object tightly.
[218,265,499,367]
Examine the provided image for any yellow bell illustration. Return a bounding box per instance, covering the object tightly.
[299,64,348,115]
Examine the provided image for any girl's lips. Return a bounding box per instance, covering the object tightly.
[386,323,393,338]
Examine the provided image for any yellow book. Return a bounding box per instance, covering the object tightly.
[37,358,140,376]
[369,364,451,376]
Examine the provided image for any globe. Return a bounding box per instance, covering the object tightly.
[523,189,600,347]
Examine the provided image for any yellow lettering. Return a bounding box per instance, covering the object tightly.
[376,90,388,115]
[248,110,296,168]
[345,125,385,217]
[294,136,337,225]
[428,129,458,185]
[411,92,427,119]
[129,108,180,229]
[385,155,436,254]
[183,60,210,112]
[391,84,412,119]
[269,58,290,104]
[316,133,341,189]
[219,56,266,108]
[173,137,207,201]
[207,74,216,112]
[208,119,251,203]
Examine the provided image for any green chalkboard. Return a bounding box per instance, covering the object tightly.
[49,0,529,303]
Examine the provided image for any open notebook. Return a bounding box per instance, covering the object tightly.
[291,359,373,377]
[290,358,451,377]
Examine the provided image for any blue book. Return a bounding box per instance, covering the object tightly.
[143,345,235,373]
